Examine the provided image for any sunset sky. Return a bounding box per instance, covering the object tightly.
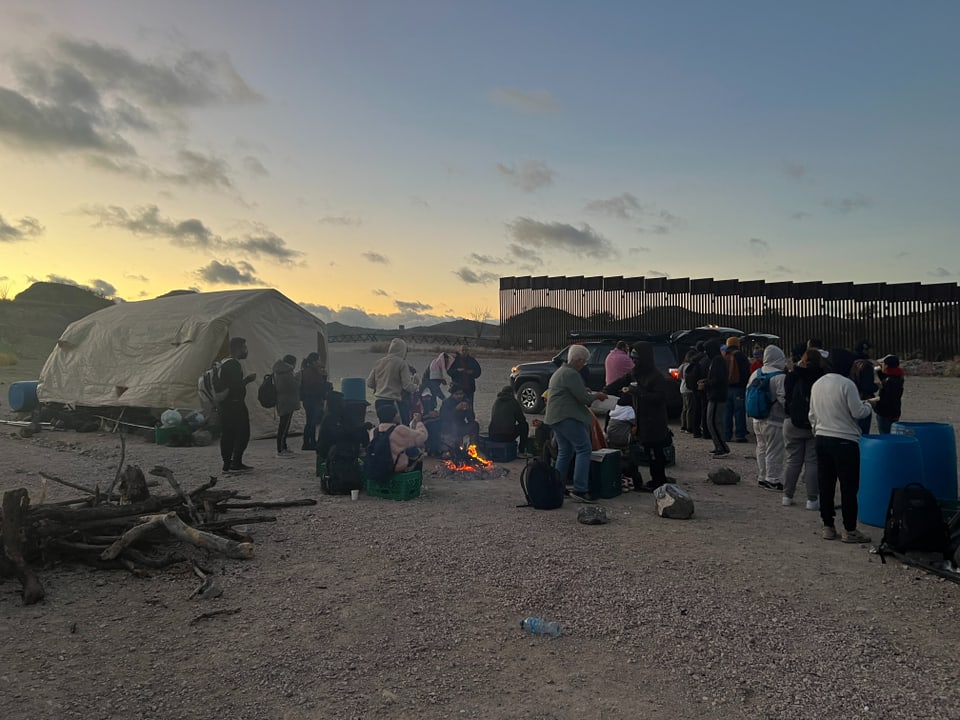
[1,1,958,328]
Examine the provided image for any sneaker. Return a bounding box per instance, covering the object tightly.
[222,462,231,473]
[758,480,784,491]
[229,463,254,473]
[822,525,838,540]
[805,499,820,511]
[841,528,871,544]
[570,490,596,503]
[781,495,794,507]
[711,450,731,458]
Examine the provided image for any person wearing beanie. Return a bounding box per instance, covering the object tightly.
[723,336,751,443]
[874,355,905,434]
[370,403,428,473]
[489,385,530,454]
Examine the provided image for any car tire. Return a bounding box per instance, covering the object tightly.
[517,381,545,414]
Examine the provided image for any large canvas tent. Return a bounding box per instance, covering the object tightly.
[38,289,326,435]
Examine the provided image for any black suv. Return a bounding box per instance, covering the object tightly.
[509,332,682,416]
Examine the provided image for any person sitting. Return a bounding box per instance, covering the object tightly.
[419,388,443,456]
[439,383,480,454]
[370,404,428,473]
[604,399,643,491]
[488,385,529,455]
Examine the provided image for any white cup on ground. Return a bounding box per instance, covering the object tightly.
[351,489,359,501]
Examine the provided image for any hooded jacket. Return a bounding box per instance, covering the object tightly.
[603,341,669,444]
[447,352,482,394]
[746,345,787,425]
[783,362,826,427]
[272,358,301,416]
[875,366,904,420]
[367,338,419,400]
[704,341,729,403]
[488,386,526,435]
[808,372,872,441]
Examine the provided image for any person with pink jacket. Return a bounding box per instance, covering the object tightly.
[370,404,429,473]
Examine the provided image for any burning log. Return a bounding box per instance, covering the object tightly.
[435,444,510,480]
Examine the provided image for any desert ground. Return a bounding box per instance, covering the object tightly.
[1,344,959,720]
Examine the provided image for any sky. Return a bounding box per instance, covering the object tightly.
[1,1,958,329]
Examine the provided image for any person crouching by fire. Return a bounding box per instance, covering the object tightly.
[439,384,480,457]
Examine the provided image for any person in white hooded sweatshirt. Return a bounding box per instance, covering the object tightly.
[808,350,875,544]
[749,345,788,492]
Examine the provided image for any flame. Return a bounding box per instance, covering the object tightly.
[441,444,493,472]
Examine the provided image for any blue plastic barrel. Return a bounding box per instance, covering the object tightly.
[858,434,923,527]
[340,377,366,402]
[7,381,40,413]
[891,421,958,501]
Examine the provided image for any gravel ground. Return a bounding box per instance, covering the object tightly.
[1,347,959,720]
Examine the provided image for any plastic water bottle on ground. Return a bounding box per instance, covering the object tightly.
[519,616,561,637]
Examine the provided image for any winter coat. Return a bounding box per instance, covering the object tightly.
[746,345,787,425]
[447,352,482,393]
[875,367,904,420]
[488,387,526,435]
[783,364,826,423]
[272,359,301,416]
[300,364,330,403]
[545,363,594,427]
[604,347,635,385]
[809,373,872,441]
[603,341,669,445]
[704,341,729,403]
[367,338,418,400]
[727,349,751,389]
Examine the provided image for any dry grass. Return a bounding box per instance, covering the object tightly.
[0,351,18,366]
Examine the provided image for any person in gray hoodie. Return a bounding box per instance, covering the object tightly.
[748,345,787,492]
[273,354,301,456]
[367,338,420,424]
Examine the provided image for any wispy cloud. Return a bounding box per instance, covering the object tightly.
[790,211,811,221]
[0,213,44,242]
[468,253,504,265]
[362,251,389,264]
[241,155,268,177]
[196,260,261,285]
[372,288,389,297]
[319,214,361,226]
[43,273,116,297]
[453,267,498,284]
[496,160,555,193]
[506,217,616,260]
[395,299,432,313]
[646,269,669,278]
[927,267,954,278]
[585,193,643,220]
[123,272,149,282]
[783,162,807,179]
[628,246,651,254]
[488,87,558,113]
[749,237,770,254]
[823,194,873,214]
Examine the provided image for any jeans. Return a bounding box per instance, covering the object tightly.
[220,401,250,467]
[550,417,592,493]
[876,415,893,434]
[816,435,861,531]
[725,386,747,440]
[490,420,529,453]
[782,419,818,501]
[706,401,728,454]
[680,393,693,431]
[302,397,323,449]
[276,413,292,453]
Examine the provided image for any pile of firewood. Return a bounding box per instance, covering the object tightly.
[0,439,315,605]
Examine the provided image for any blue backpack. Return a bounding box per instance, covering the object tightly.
[745,370,784,419]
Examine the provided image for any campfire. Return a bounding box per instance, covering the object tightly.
[434,444,509,479]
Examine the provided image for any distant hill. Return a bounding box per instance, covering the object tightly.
[14,281,114,310]
[325,319,499,339]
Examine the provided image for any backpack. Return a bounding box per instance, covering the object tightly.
[518,458,564,510]
[879,483,950,557]
[322,444,364,495]
[364,426,400,485]
[257,373,277,409]
[788,377,812,430]
[682,360,701,388]
[745,370,784,419]
[197,361,228,409]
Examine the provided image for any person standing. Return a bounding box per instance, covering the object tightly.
[423,351,452,402]
[678,350,696,434]
[219,337,257,474]
[687,342,708,439]
[488,385,530,454]
[447,345,482,404]
[781,349,825,510]
[366,338,419,425]
[749,345,787,492]
[874,355,904,434]
[808,350,874,543]
[850,339,878,435]
[724,336,751,443]
[299,352,329,451]
[701,340,730,457]
[604,340,634,386]
[273,354,300,456]
[545,344,608,502]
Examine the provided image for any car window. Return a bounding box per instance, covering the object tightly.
[591,346,611,365]
[654,345,676,373]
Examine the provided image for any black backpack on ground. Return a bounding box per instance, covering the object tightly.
[879,483,950,558]
[518,458,564,510]
[364,426,400,486]
[322,444,364,495]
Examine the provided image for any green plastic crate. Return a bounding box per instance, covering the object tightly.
[155,424,193,446]
[366,469,422,501]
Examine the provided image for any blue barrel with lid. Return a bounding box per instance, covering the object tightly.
[8,381,40,412]
[858,434,923,527]
[891,421,958,500]
[340,377,366,402]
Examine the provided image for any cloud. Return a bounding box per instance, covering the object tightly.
[749,237,770,253]
[453,267,499,284]
[506,217,616,260]
[488,87,558,113]
[362,251,389,264]
[410,196,430,209]
[784,163,807,179]
[585,193,643,220]
[791,211,811,221]
[395,300,432,313]
[124,273,149,282]
[895,251,909,260]
[82,204,302,263]
[196,260,261,285]
[496,160,555,193]
[646,269,669,277]
[771,265,794,274]
[506,242,543,266]
[823,194,873,214]
[87,148,236,189]
[241,155,268,177]
[628,246,651,254]
[468,253,504,265]
[0,213,44,241]
[42,273,116,297]
[927,267,954,278]
[299,302,459,330]
[319,214,361,226]
[372,289,389,296]
[638,224,670,235]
